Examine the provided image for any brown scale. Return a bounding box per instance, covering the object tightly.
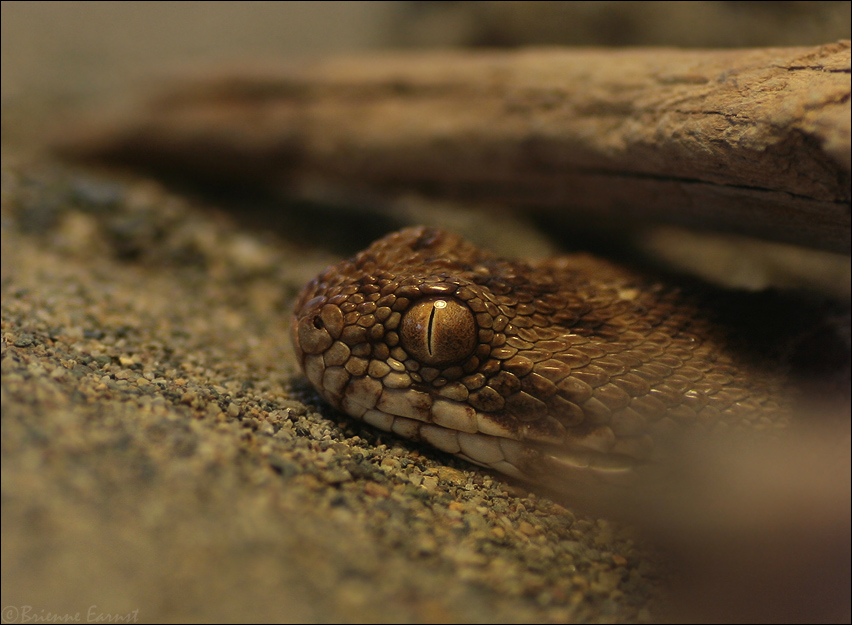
[292,226,795,490]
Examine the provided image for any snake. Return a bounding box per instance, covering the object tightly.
[291,226,793,496]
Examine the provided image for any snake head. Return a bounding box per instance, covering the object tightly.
[292,227,789,494]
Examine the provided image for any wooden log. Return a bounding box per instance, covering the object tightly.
[59,42,852,253]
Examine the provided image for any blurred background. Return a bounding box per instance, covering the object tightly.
[3,1,849,289]
[3,1,850,103]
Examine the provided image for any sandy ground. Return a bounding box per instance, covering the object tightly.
[1,157,667,623]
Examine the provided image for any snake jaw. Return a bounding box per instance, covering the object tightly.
[291,226,792,492]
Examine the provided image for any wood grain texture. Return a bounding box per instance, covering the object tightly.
[60,42,851,252]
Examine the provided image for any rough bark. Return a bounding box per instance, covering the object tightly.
[60,42,851,253]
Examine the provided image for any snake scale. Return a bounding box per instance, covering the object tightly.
[292,226,793,495]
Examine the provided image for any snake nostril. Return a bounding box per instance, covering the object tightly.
[297,313,333,354]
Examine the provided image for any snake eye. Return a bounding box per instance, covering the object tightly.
[400,297,477,367]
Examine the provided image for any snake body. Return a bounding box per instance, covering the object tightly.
[291,227,791,493]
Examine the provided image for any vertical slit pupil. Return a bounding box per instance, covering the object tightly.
[427,305,437,356]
